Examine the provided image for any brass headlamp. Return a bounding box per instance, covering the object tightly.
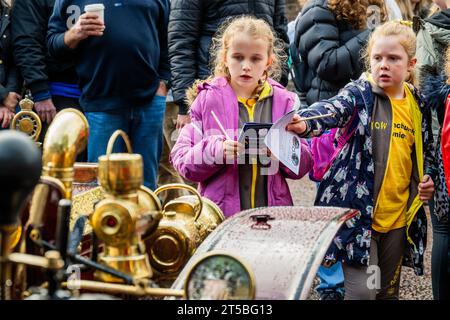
[145,184,225,283]
[91,130,162,283]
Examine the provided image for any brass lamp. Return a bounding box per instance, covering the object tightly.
[91,130,162,283]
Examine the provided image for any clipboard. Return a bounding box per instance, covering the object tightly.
[238,122,273,151]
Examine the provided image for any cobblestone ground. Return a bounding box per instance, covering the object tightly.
[287,176,433,300]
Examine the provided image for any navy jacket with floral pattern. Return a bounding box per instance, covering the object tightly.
[298,77,434,275]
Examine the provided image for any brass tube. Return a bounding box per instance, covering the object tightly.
[62,280,184,298]
[7,253,49,269]
[41,109,89,200]
[0,229,13,300]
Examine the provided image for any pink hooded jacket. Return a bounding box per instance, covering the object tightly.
[170,77,313,217]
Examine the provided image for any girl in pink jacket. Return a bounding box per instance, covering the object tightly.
[170,16,313,217]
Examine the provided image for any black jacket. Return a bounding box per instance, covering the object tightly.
[420,65,449,126]
[11,0,77,97]
[0,4,20,101]
[168,0,289,114]
[294,0,369,105]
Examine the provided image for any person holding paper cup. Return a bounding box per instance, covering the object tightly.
[47,0,170,190]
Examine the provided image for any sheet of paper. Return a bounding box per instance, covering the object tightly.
[264,110,301,175]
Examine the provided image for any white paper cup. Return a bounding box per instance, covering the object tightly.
[84,3,105,23]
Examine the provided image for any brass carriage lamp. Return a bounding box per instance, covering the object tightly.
[90,130,162,283]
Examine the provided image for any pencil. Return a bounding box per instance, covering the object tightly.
[211,110,232,140]
[300,113,335,121]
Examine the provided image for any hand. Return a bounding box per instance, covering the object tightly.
[3,92,21,110]
[34,98,57,123]
[0,106,14,128]
[176,114,191,130]
[286,114,307,134]
[156,81,168,97]
[418,175,434,201]
[64,13,105,49]
[223,139,244,161]
[322,260,335,268]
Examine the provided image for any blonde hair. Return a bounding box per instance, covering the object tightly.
[186,16,286,105]
[328,0,387,30]
[210,16,285,81]
[428,3,441,16]
[364,20,417,85]
[396,0,415,20]
[396,0,432,20]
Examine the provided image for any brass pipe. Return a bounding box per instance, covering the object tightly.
[62,280,185,298]
[0,229,12,300]
[41,109,89,200]
[7,253,51,269]
[0,224,27,300]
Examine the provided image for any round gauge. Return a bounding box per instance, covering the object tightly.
[184,252,255,300]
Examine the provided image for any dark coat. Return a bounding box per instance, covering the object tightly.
[168,0,289,114]
[11,0,77,97]
[0,4,20,101]
[294,0,370,106]
[420,66,450,224]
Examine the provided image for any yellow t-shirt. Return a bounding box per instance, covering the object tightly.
[372,87,416,233]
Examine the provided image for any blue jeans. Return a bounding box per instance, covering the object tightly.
[315,262,345,296]
[430,198,450,300]
[85,95,166,190]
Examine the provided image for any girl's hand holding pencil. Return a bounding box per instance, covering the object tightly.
[286,114,308,134]
[286,113,335,135]
[211,110,244,160]
[223,140,244,161]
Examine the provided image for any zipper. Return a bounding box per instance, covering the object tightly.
[243,101,258,209]
[244,101,257,209]
[240,85,271,209]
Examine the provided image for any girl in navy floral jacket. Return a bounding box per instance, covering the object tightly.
[288,21,435,299]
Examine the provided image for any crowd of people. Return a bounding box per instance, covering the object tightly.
[0,0,448,300]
